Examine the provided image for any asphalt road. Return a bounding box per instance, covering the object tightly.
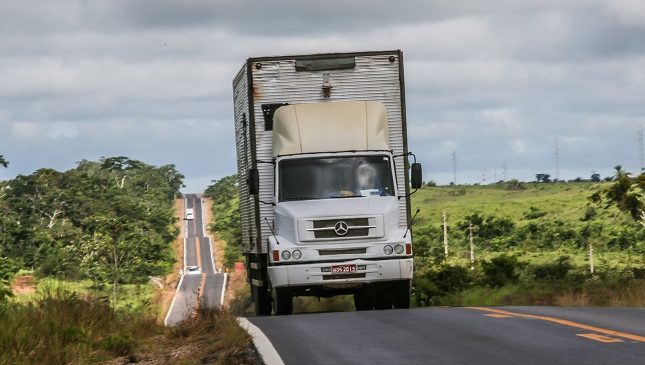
[247,306,645,365]
[165,194,227,326]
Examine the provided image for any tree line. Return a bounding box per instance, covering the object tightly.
[0,155,184,301]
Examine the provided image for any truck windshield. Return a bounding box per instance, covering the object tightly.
[279,155,395,202]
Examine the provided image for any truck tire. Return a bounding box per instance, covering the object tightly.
[353,289,373,311]
[393,280,411,309]
[374,284,393,310]
[272,287,293,315]
[252,285,272,316]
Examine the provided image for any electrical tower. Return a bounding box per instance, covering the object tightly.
[638,126,644,172]
[451,149,457,185]
[502,161,508,181]
[554,138,560,182]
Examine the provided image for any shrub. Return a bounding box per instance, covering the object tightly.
[524,206,547,220]
[414,264,474,305]
[528,256,572,281]
[480,255,523,287]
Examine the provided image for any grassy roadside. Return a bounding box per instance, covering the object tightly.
[1,288,258,365]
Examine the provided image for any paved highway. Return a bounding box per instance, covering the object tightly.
[165,194,227,326]
[247,306,645,365]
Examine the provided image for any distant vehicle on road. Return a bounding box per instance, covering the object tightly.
[233,50,421,315]
[185,208,194,220]
[186,265,200,274]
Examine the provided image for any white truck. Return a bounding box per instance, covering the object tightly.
[233,50,422,315]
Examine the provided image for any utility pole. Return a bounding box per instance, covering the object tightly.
[481,169,487,184]
[442,210,449,257]
[554,138,560,182]
[469,221,475,270]
[451,150,457,186]
[638,126,644,172]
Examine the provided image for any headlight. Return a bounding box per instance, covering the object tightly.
[281,250,291,260]
[394,244,404,254]
[292,250,302,260]
[383,245,393,255]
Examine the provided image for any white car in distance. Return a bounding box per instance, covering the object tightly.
[186,265,200,275]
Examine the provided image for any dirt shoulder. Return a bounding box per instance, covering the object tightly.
[11,275,35,296]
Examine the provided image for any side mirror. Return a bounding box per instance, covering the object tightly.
[411,163,422,189]
[247,168,260,195]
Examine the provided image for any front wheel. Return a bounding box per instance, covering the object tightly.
[272,287,293,315]
[353,288,374,311]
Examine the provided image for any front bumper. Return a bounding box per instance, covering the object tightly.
[267,258,413,288]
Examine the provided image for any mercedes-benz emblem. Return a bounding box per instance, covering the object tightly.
[334,221,349,236]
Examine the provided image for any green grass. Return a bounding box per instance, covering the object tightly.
[10,277,157,313]
[412,182,629,228]
[409,182,644,307]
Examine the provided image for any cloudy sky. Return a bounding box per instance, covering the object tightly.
[1,0,644,192]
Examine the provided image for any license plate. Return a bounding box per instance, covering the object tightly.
[331,264,357,273]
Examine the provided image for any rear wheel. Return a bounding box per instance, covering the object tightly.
[393,280,411,309]
[272,287,293,315]
[252,284,272,316]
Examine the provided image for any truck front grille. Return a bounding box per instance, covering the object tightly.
[311,218,372,239]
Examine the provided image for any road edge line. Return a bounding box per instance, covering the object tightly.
[238,318,285,365]
[220,273,228,307]
[164,274,185,326]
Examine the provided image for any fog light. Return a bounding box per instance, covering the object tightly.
[292,250,302,260]
[394,244,404,254]
[321,267,331,272]
[357,265,366,270]
[281,250,291,260]
[383,245,393,255]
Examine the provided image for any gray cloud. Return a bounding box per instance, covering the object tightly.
[1,0,644,191]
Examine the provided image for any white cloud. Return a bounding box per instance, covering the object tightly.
[10,122,42,141]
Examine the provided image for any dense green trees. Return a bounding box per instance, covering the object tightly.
[204,175,243,269]
[0,156,184,299]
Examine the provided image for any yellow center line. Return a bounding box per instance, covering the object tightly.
[485,313,514,318]
[468,307,645,343]
[196,237,202,268]
[577,333,623,343]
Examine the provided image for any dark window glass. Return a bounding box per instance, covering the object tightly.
[279,156,395,202]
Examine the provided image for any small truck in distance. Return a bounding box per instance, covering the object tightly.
[233,50,422,315]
